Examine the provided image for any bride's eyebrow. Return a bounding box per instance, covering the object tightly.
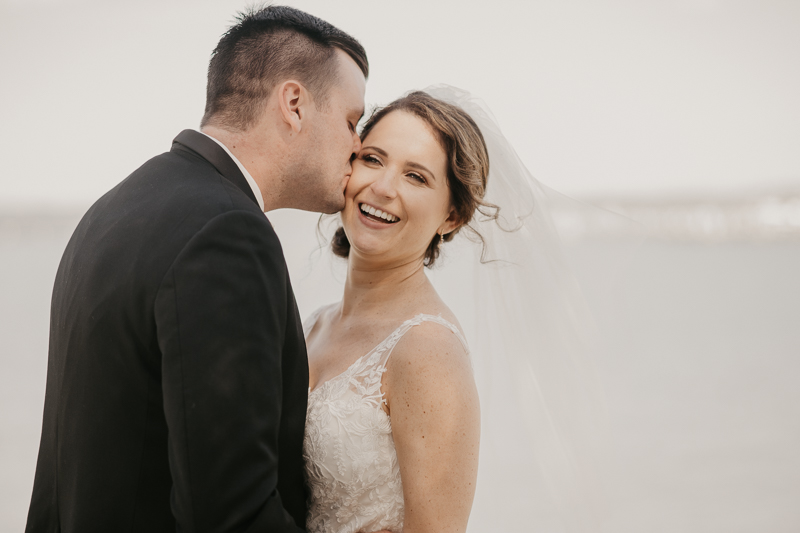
[362,146,388,157]
[405,161,435,180]
[361,145,436,181]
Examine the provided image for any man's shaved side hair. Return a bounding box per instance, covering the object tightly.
[201,5,369,132]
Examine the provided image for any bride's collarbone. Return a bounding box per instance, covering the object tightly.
[308,316,395,361]
[306,318,390,387]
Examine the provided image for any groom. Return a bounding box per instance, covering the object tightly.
[26,6,366,532]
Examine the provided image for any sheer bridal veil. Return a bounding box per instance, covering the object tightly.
[422,85,611,533]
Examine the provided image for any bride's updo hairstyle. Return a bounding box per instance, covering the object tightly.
[332,91,497,267]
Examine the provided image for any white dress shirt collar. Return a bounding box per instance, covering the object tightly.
[196,130,265,212]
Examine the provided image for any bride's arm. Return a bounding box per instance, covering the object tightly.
[383,323,481,533]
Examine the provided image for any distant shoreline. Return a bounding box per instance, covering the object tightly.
[3,190,800,243]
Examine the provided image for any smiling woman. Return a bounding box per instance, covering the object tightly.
[341,110,455,266]
[301,90,496,533]
[332,91,496,267]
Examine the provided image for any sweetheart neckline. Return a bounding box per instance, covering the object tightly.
[306,313,464,396]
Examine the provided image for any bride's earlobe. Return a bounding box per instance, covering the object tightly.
[440,209,460,236]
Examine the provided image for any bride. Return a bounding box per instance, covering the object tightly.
[303,91,486,533]
[302,86,607,533]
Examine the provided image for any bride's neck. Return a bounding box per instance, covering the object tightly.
[340,255,428,318]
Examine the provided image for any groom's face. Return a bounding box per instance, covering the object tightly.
[303,50,366,214]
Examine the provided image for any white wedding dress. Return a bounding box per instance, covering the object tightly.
[302,308,469,533]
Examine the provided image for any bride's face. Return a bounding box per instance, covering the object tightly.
[341,110,457,266]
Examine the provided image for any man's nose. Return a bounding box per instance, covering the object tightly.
[352,132,362,155]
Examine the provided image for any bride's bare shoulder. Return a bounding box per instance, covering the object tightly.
[383,314,473,405]
[392,288,467,361]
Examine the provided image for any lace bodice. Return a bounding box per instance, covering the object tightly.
[302,309,468,533]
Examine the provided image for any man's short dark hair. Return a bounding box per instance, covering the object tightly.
[201,5,369,131]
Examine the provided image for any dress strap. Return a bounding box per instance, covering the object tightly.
[375,314,469,369]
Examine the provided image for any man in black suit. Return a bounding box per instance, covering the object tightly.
[25,6,367,532]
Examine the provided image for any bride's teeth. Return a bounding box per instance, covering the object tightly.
[359,203,397,222]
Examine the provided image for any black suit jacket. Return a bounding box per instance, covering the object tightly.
[26,130,308,532]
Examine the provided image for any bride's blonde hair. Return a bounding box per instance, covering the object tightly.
[332,91,498,266]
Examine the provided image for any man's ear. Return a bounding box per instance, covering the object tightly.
[277,80,305,134]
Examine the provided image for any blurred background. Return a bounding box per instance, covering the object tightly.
[1,0,798,531]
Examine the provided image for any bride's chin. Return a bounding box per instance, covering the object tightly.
[344,222,392,245]
[348,239,407,263]
[348,241,389,259]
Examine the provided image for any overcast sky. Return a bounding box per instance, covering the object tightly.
[1,0,798,210]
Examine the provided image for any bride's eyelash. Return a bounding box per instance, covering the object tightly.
[360,154,426,184]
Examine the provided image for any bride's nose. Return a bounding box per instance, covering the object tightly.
[369,170,398,199]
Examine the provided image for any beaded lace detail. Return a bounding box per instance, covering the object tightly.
[302,308,468,533]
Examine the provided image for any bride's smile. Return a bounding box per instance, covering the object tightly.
[357,202,400,223]
[341,110,458,266]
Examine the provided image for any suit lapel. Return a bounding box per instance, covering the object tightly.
[171,129,259,207]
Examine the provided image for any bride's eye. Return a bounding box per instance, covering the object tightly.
[407,172,426,184]
[361,154,381,164]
